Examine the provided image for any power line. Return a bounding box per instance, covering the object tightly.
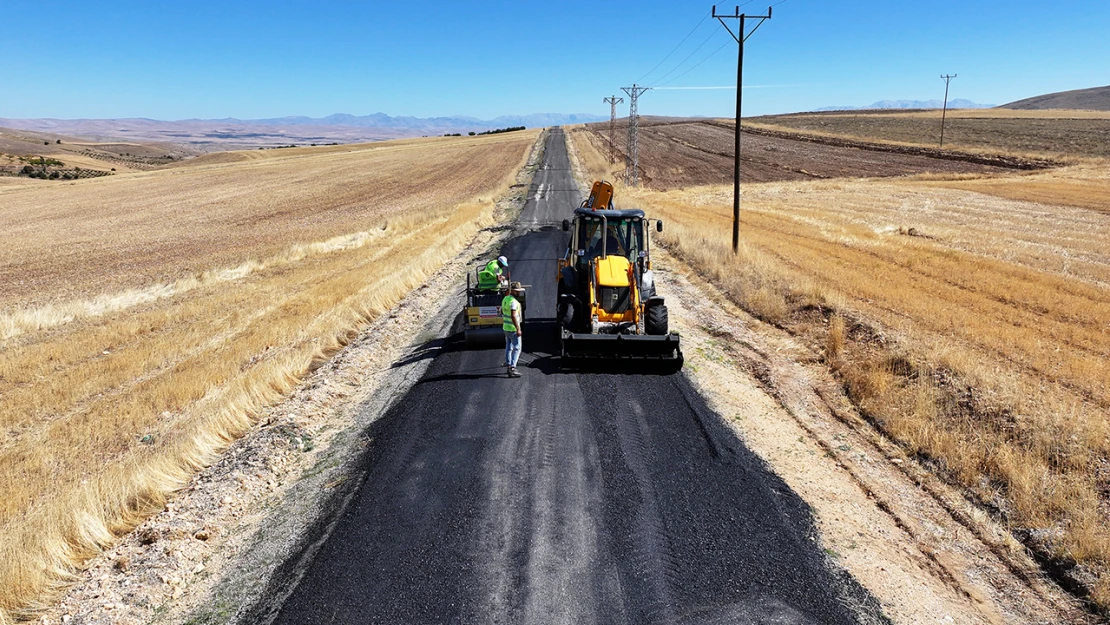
[712,3,773,253]
[621,84,650,187]
[646,29,718,87]
[635,12,712,85]
[653,39,731,87]
[603,95,624,164]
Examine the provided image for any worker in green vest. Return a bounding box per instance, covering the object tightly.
[478,256,508,291]
[502,281,524,377]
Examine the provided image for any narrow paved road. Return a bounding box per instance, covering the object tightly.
[260,130,880,625]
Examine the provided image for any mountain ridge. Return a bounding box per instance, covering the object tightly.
[1,112,606,131]
[999,85,1110,111]
[815,98,994,112]
[0,112,608,150]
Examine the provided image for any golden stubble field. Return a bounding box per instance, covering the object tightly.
[0,130,539,621]
[567,120,1110,606]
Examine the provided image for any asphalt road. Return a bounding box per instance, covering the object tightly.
[260,129,882,625]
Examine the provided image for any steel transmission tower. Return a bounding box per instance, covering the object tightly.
[621,84,650,186]
[713,4,772,253]
[603,95,624,164]
[939,74,957,147]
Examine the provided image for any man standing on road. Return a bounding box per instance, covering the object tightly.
[502,282,524,378]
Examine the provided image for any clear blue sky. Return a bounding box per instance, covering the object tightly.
[1,0,1107,120]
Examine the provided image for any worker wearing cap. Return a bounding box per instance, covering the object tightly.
[478,256,509,291]
[502,282,524,377]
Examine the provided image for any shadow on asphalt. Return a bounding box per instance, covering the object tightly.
[389,335,465,369]
[391,318,684,378]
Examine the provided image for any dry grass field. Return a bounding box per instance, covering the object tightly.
[0,130,539,622]
[567,121,1110,606]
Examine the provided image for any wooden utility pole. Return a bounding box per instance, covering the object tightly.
[939,74,957,147]
[713,4,772,253]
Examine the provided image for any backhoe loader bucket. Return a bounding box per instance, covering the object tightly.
[561,330,682,362]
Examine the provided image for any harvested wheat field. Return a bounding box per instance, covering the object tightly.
[0,130,539,621]
[568,123,1110,607]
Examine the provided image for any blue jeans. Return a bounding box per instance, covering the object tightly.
[504,331,521,368]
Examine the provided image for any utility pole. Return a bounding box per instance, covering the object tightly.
[621,84,650,186]
[603,95,624,164]
[713,4,772,253]
[939,74,957,148]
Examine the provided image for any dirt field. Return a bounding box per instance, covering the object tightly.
[580,118,1017,189]
[751,109,1110,159]
[567,123,1110,611]
[0,130,540,622]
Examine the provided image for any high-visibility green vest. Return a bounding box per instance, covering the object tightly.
[478,260,503,289]
[502,295,519,332]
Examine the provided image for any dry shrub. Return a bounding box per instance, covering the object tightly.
[825,314,846,360]
[841,355,895,412]
[744,287,790,324]
[1093,580,1110,614]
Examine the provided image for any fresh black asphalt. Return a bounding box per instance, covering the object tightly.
[259,129,883,624]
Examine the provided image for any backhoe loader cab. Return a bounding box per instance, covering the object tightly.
[556,182,681,364]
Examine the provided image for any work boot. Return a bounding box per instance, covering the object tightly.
[508,367,521,378]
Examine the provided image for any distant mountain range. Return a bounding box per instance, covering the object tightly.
[225,112,607,130]
[0,112,608,150]
[999,85,1110,111]
[815,99,994,112]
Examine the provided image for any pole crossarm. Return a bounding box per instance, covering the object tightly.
[712,5,772,41]
[711,5,772,253]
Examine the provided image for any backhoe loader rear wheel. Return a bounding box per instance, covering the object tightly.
[645,303,669,335]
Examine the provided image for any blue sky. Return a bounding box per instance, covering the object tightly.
[1,0,1107,120]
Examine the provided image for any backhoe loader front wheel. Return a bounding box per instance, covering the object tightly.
[645,302,669,335]
[558,300,578,330]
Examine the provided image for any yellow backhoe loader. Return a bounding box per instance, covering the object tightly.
[556,181,681,364]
